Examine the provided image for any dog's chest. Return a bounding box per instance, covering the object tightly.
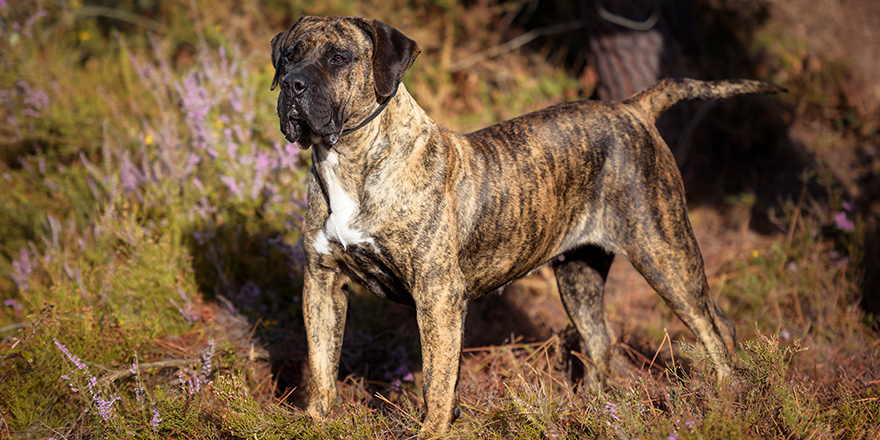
[312,146,376,254]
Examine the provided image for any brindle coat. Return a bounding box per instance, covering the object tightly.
[270,16,783,434]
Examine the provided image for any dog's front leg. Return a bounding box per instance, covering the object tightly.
[415,276,468,434]
[303,264,349,419]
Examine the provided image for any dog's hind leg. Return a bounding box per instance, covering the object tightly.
[552,245,616,385]
[625,214,737,382]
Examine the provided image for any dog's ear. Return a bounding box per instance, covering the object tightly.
[270,17,305,91]
[353,18,421,98]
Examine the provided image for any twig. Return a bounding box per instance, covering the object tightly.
[74,6,167,34]
[450,21,585,72]
[664,329,675,373]
[620,342,665,372]
[0,323,26,334]
[639,380,658,419]
[762,399,784,436]
[101,358,199,383]
[523,334,558,364]
[462,340,546,353]
[570,350,597,369]
[647,330,671,374]
[374,392,424,431]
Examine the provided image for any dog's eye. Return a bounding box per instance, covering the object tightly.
[284,53,294,62]
[329,54,347,65]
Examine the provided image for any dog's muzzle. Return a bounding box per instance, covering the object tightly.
[277,71,341,147]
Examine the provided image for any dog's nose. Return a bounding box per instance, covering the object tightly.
[282,73,309,96]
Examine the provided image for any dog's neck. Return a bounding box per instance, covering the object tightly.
[309,84,444,249]
[311,83,439,198]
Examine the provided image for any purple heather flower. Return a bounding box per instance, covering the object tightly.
[43,178,57,192]
[75,268,88,302]
[171,287,199,324]
[94,392,120,422]
[605,401,620,422]
[23,9,48,30]
[200,339,216,379]
[382,346,414,382]
[231,282,262,311]
[220,176,242,200]
[12,249,34,292]
[120,151,142,192]
[230,88,245,114]
[843,200,857,213]
[54,340,88,371]
[48,215,60,248]
[834,211,854,232]
[4,298,22,311]
[151,403,162,430]
[19,80,49,112]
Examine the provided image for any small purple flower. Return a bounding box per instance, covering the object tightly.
[170,287,199,324]
[381,346,414,383]
[4,298,22,311]
[829,250,849,268]
[834,211,854,232]
[780,329,791,340]
[23,9,48,30]
[843,200,857,213]
[220,176,242,200]
[54,340,88,371]
[200,339,216,379]
[605,401,620,422]
[119,151,143,192]
[151,403,162,431]
[231,282,263,312]
[94,392,120,422]
[11,249,34,292]
[75,268,88,302]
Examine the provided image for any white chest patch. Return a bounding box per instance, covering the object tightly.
[312,145,376,254]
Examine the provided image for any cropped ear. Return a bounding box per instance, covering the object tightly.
[353,18,421,98]
[270,17,305,91]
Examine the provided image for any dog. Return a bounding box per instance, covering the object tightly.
[269,16,783,434]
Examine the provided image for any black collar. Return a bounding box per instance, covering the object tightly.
[340,82,400,137]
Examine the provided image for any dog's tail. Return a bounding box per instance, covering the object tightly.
[626,78,786,122]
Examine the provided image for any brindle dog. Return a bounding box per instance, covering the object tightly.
[270,16,783,434]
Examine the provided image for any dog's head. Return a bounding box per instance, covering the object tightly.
[270,16,421,148]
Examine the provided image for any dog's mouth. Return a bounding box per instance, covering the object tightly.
[278,95,343,149]
[280,109,311,147]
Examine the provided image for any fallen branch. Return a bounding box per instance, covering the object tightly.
[450,21,585,72]
[101,358,199,383]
